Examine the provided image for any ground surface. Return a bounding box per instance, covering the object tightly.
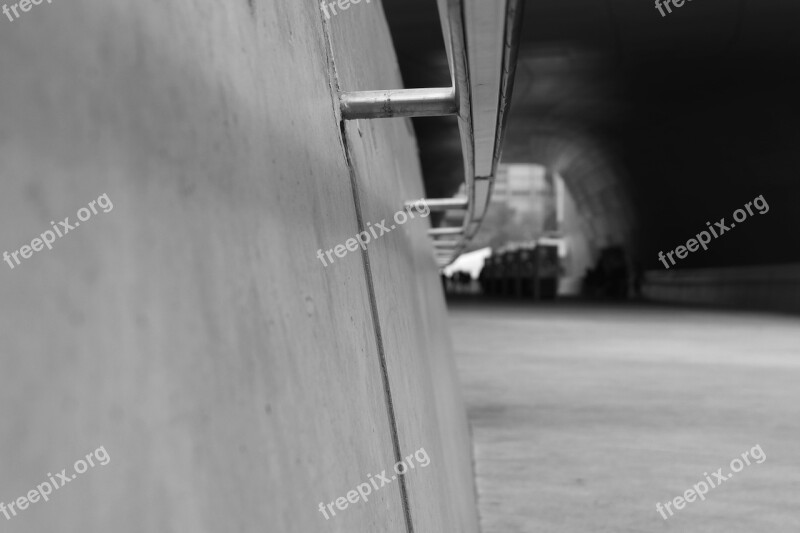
[449,300,800,533]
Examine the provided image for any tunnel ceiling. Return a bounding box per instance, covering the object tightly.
[384,0,800,268]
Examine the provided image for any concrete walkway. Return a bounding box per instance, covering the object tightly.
[449,301,800,533]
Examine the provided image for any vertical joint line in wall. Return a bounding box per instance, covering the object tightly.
[340,122,415,533]
[318,10,414,533]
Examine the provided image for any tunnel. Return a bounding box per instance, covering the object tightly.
[387,0,800,311]
[0,0,798,532]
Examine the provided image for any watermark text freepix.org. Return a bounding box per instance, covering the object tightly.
[316,198,429,267]
[320,0,371,20]
[655,0,695,18]
[4,193,114,270]
[3,0,54,23]
[656,444,766,520]
[658,194,768,269]
[318,447,430,520]
[1,446,110,521]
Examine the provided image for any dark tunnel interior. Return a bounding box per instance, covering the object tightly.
[384,0,800,270]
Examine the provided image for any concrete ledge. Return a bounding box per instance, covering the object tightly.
[643,263,800,313]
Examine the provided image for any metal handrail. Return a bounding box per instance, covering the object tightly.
[429,0,524,267]
[340,87,457,120]
[339,0,523,267]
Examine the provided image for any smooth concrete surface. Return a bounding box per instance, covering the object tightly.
[0,1,477,532]
[329,5,481,532]
[450,300,800,532]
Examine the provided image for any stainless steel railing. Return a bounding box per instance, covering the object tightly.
[339,0,523,267]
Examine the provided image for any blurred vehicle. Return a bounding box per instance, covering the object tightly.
[582,245,629,299]
[479,240,561,300]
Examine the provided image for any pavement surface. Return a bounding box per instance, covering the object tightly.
[449,300,800,533]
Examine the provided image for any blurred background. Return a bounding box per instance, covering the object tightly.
[387,0,800,305]
[382,0,800,531]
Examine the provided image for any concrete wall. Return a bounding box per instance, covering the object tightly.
[329,11,480,531]
[0,1,478,532]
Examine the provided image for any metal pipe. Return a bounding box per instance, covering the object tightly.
[429,0,524,267]
[422,197,469,211]
[429,227,465,236]
[340,88,457,120]
[491,0,525,177]
[337,0,523,266]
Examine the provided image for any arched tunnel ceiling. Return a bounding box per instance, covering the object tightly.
[503,124,637,252]
[384,0,800,268]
